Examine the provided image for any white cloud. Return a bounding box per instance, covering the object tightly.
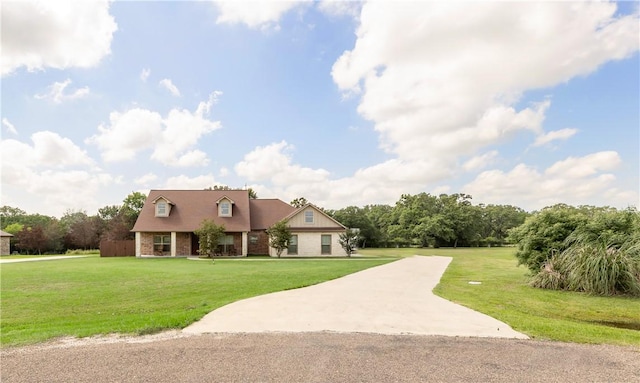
[159,78,181,97]
[331,2,638,164]
[2,131,94,172]
[135,173,158,185]
[234,141,455,209]
[164,174,217,190]
[35,79,90,103]
[1,132,110,217]
[463,152,635,210]
[140,68,151,82]
[87,92,222,166]
[533,128,579,147]
[213,1,309,30]
[545,151,620,179]
[2,118,18,135]
[235,141,331,185]
[317,0,361,19]
[463,151,499,172]
[87,108,164,162]
[1,0,117,76]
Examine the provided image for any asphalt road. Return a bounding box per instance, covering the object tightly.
[2,333,639,382]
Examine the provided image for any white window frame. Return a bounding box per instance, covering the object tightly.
[219,201,231,217]
[321,234,331,255]
[156,201,168,217]
[304,210,314,224]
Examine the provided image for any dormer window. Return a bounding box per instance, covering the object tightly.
[153,196,173,217]
[217,196,234,217]
[220,202,231,216]
[157,202,167,216]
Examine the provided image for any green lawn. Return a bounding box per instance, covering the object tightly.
[0,256,393,347]
[360,247,640,347]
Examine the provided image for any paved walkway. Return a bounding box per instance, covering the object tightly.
[184,256,528,339]
[0,255,89,264]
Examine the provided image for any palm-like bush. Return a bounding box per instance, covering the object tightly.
[532,232,640,296]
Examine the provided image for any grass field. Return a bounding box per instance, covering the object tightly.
[0,256,393,347]
[360,247,640,347]
[3,248,638,348]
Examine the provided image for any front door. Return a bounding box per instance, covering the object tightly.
[191,233,200,256]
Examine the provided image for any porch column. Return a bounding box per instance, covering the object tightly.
[242,232,248,256]
[135,232,141,257]
[171,232,177,257]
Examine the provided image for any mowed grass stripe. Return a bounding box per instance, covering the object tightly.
[1,257,394,347]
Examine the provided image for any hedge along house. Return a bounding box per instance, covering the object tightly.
[131,190,349,257]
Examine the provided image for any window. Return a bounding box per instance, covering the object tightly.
[249,235,258,245]
[304,210,314,224]
[153,235,171,255]
[218,235,235,255]
[156,202,167,216]
[321,235,331,255]
[288,235,298,255]
[219,201,231,217]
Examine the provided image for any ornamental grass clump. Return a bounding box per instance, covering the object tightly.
[530,253,567,291]
[532,233,640,296]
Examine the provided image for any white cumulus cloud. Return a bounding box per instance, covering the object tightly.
[213,1,310,30]
[1,0,117,76]
[235,141,331,185]
[463,151,499,172]
[1,132,110,217]
[331,2,638,163]
[87,92,222,166]
[463,151,634,210]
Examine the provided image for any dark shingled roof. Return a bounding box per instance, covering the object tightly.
[132,190,295,233]
[249,199,296,230]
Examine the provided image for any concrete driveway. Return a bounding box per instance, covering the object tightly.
[184,256,528,339]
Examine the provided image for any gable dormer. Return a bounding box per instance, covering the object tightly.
[152,196,173,217]
[216,196,235,217]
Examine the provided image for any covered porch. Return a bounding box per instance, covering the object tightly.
[135,232,248,257]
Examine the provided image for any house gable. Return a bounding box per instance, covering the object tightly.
[284,204,346,231]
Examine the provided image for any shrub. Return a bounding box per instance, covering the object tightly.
[531,232,640,296]
[561,233,640,296]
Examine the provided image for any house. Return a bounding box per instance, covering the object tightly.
[1,230,13,256]
[131,189,349,257]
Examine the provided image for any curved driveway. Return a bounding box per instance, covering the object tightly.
[184,256,528,339]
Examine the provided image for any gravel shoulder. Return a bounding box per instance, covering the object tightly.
[2,333,639,382]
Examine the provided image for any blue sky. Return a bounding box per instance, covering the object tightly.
[1,1,638,217]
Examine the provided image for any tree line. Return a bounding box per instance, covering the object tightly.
[1,192,146,254]
[326,193,529,248]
